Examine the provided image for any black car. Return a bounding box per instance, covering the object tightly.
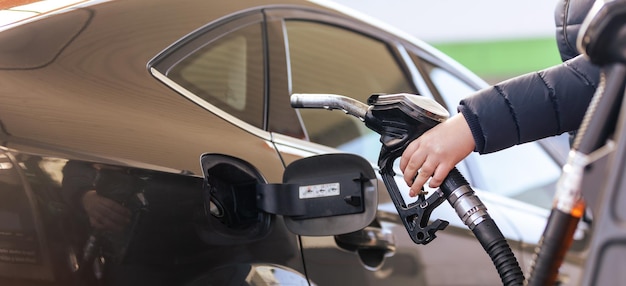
[0,0,588,285]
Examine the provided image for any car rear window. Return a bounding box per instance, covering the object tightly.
[167,22,265,129]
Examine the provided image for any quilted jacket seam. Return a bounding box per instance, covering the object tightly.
[494,85,521,144]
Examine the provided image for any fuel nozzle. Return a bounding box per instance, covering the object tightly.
[364,93,449,172]
[362,93,453,244]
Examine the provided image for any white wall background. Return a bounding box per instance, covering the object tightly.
[331,0,560,43]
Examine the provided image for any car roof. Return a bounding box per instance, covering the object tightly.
[0,0,336,67]
[0,0,88,27]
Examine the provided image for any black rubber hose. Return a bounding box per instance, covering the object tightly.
[473,219,525,285]
[441,169,525,286]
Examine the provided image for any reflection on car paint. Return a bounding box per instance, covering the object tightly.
[0,150,303,285]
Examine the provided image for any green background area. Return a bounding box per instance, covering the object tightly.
[433,37,563,83]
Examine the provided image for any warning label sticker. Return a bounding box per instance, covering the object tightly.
[299,183,340,199]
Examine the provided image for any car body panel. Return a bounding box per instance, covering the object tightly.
[0,0,588,285]
[0,147,307,285]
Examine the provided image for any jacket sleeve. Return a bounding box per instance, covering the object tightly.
[458,54,599,154]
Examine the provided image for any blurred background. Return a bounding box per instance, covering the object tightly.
[333,0,562,84]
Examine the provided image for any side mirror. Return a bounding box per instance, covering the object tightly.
[199,153,377,240]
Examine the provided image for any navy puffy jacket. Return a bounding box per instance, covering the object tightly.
[458,0,599,154]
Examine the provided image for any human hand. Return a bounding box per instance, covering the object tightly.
[399,113,475,197]
[81,190,131,232]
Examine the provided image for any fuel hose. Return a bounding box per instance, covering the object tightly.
[441,168,524,286]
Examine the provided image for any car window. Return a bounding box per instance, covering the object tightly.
[167,22,265,129]
[422,61,561,209]
[285,20,415,162]
[427,65,477,115]
[469,143,561,209]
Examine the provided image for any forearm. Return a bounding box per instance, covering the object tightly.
[459,55,599,154]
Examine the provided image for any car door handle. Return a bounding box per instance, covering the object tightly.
[335,226,396,255]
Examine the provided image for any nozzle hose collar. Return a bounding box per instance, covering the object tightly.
[448,185,490,229]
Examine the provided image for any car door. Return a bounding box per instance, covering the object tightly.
[264,7,509,285]
[147,9,314,285]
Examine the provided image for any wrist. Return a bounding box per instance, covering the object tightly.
[457,106,482,153]
[449,113,476,154]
